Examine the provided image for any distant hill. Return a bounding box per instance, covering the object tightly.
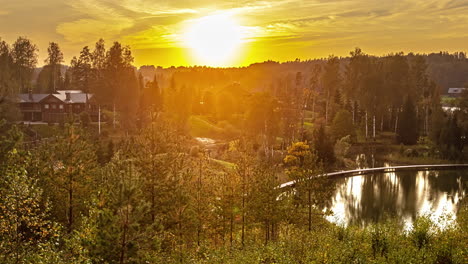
[136,52,468,94]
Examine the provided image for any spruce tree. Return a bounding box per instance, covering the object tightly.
[397,96,419,145]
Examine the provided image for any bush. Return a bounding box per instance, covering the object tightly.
[410,216,433,249]
[334,135,351,158]
[80,111,91,127]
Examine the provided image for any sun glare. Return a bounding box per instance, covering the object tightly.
[184,13,243,66]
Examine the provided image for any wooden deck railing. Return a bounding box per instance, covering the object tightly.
[279,164,468,189]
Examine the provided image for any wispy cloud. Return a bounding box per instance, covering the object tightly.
[1,0,468,66]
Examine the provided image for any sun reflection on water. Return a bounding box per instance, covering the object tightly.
[326,170,467,229]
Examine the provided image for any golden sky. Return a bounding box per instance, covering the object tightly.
[1,0,468,67]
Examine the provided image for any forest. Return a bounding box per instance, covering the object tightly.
[0,36,467,263]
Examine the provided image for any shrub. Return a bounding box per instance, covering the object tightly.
[410,216,434,249]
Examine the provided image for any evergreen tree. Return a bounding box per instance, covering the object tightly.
[0,40,20,121]
[43,42,64,92]
[397,96,419,145]
[11,37,38,93]
[311,125,335,165]
[439,115,463,159]
[322,55,341,124]
[98,42,140,129]
[32,124,98,232]
[249,164,284,244]
[69,46,93,92]
[331,109,356,141]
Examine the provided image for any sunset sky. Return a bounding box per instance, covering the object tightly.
[1,0,468,67]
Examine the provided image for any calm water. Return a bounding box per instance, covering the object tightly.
[325,170,468,228]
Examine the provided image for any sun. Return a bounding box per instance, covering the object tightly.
[184,13,243,66]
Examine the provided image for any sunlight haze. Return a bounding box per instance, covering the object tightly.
[1,0,468,66]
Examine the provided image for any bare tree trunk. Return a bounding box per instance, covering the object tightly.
[312,96,316,120]
[229,187,233,249]
[389,108,393,130]
[425,105,429,135]
[395,109,399,133]
[15,192,19,264]
[197,157,202,247]
[325,90,330,124]
[308,189,312,232]
[381,115,384,131]
[113,102,116,129]
[365,111,368,139]
[68,179,73,233]
[98,105,101,135]
[271,222,275,241]
[241,169,245,248]
[300,107,306,140]
[119,205,129,264]
[373,115,376,140]
[150,114,156,223]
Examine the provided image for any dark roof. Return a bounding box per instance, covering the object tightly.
[18,91,94,104]
[18,94,49,103]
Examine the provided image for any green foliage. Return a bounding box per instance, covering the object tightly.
[410,216,433,249]
[311,125,335,165]
[166,84,193,132]
[189,115,224,139]
[0,121,23,165]
[397,96,419,145]
[334,135,351,158]
[11,36,38,92]
[0,151,64,263]
[31,124,98,231]
[245,92,280,145]
[0,39,20,121]
[439,116,464,160]
[79,111,91,127]
[331,110,355,141]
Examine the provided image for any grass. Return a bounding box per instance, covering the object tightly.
[441,96,458,106]
[25,124,60,139]
[382,152,451,165]
[209,158,237,170]
[303,121,314,132]
[189,115,224,139]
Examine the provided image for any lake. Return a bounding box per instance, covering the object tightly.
[325,169,468,228]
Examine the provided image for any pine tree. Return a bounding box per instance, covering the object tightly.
[43,42,64,92]
[0,39,20,121]
[11,37,38,93]
[32,124,98,232]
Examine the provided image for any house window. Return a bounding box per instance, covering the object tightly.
[75,104,81,109]
[59,104,64,109]
[44,104,49,109]
[52,104,56,109]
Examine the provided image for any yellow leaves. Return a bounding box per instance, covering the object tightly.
[284,141,312,165]
[228,140,239,152]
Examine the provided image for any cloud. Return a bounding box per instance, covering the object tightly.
[1,0,468,66]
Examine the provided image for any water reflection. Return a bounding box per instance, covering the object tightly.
[325,170,468,228]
